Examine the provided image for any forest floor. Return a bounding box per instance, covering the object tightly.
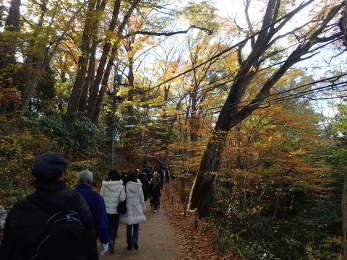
[101,184,243,260]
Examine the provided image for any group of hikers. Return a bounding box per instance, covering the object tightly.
[0,152,171,259]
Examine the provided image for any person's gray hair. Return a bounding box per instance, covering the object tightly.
[79,170,93,184]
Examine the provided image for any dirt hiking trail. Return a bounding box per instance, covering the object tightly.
[100,204,178,260]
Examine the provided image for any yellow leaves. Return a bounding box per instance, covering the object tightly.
[69,158,97,167]
[249,205,263,214]
[117,86,130,96]
[207,171,222,176]
[289,148,307,156]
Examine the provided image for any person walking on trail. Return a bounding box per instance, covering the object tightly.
[120,172,146,251]
[138,170,150,201]
[75,170,109,256]
[142,168,150,182]
[163,167,171,184]
[0,205,7,244]
[0,152,99,260]
[100,169,125,254]
[149,171,162,213]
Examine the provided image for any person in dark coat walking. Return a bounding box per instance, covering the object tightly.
[75,170,109,255]
[138,170,150,201]
[0,152,99,260]
[149,171,162,212]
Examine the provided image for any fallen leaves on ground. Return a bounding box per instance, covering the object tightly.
[162,184,245,260]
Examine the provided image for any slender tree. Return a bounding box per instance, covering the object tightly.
[67,0,99,113]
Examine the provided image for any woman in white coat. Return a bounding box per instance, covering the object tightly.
[100,169,126,253]
[120,172,146,250]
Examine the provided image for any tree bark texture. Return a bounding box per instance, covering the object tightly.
[67,0,97,113]
[341,0,347,46]
[90,0,141,124]
[87,0,122,118]
[79,39,97,112]
[125,49,135,118]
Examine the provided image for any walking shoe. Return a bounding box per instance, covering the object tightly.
[153,209,156,213]
[127,244,132,250]
[134,243,139,250]
[109,240,114,254]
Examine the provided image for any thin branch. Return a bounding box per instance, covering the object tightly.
[146,0,317,91]
[244,0,255,48]
[124,25,213,38]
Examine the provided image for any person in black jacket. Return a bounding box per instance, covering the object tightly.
[149,171,162,213]
[0,152,99,260]
[138,170,150,201]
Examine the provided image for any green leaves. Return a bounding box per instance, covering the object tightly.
[40,111,101,157]
[179,1,219,32]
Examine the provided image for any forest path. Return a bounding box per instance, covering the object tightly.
[100,201,178,260]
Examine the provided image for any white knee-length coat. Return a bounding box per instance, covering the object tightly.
[100,180,126,214]
[120,180,147,225]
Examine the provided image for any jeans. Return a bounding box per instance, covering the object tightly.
[126,224,139,246]
[152,195,160,210]
[107,214,120,242]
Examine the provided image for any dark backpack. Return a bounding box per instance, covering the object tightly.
[28,194,91,260]
[116,186,127,214]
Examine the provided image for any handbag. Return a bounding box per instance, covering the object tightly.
[117,186,127,214]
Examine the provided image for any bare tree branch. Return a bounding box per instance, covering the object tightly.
[244,0,255,48]
[124,25,213,38]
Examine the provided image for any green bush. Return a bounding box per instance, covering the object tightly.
[40,112,102,157]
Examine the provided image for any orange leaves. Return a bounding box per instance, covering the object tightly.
[163,183,244,260]
[0,87,21,113]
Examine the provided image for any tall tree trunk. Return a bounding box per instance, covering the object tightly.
[67,0,97,113]
[92,47,118,124]
[188,130,228,217]
[341,0,347,46]
[87,0,122,118]
[126,55,135,117]
[341,4,347,260]
[90,0,141,124]
[79,39,97,112]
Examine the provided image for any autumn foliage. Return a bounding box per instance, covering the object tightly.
[0,0,346,259]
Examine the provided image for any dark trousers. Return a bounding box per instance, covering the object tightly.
[126,224,139,246]
[107,214,120,242]
[152,195,160,210]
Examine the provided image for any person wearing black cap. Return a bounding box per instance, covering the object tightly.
[0,152,99,260]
